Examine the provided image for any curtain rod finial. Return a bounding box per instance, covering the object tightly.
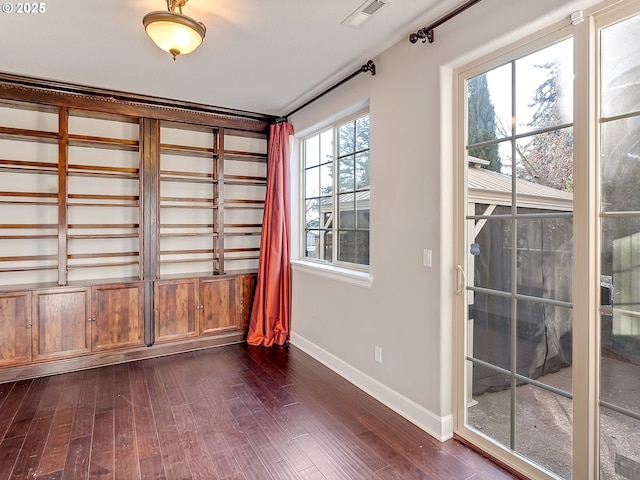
[361,60,376,76]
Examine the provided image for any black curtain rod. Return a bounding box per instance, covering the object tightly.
[275,60,376,123]
[409,0,481,44]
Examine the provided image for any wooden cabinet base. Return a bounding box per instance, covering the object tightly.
[0,273,256,384]
[0,330,245,384]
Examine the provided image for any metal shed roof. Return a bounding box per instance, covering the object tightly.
[468,166,573,212]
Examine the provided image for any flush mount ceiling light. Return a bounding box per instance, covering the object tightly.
[143,0,206,61]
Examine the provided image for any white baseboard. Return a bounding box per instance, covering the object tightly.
[290,332,454,442]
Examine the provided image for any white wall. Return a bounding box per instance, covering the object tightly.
[288,0,599,441]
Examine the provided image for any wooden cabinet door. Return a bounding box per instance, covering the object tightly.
[92,283,145,352]
[0,292,32,367]
[32,288,91,361]
[199,277,237,335]
[237,273,257,331]
[154,279,198,342]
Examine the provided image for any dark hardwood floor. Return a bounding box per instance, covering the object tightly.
[0,343,518,479]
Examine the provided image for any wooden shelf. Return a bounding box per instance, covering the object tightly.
[68,233,139,239]
[160,223,215,229]
[225,248,260,254]
[67,251,139,260]
[224,150,267,162]
[0,234,57,240]
[160,248,217,256]
[225,199,265,209]
[160,232,217,238]
[0,254,57,262]
[0,191,57,205]
[225,223,262,228]
[224,174,266,186]
[160,196,215,203]
[67,164,139,180]
[160,169,215,179]
[68,134,139,151]
[68,223,140,229]
[0,265,57,273]
[0,158,59,173]
[0,223,57,229]
[66,261,139,269]
[0,125,58,142]
[160,143,217,158]
[159,258,218,265]
[160,205,216,210]
[160,175,216,185]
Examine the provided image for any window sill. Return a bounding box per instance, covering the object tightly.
[291,260,372,288]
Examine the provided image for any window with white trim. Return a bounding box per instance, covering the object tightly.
[302,112,370,268]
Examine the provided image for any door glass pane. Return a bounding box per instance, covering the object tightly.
[517,299,573,392]
[465,37,573,480]
[601,14,640,119]
[600,407,640,480]
[601,329,640,416]
[601,117,640,212]
[599,13,640,480]
[469,292,512,385]
[468,64,512,142]
[467,365,512,447]
[515,128,574,193]
[469,214,512,293]
[515,386,573,479]
[515,38,573,135]
[516,217,573,302]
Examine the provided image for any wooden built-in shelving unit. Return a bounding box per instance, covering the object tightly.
[222,133,268,270]
[0,74,272,382]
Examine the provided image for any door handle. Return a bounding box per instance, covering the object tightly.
[455,265,466,295]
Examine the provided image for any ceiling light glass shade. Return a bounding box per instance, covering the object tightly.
[143,11,206,59]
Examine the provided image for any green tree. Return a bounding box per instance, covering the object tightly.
[337,115,370,193]
[467,74,501,172]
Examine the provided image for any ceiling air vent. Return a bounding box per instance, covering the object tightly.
[341,0,390,29]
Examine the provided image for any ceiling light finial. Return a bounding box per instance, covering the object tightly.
[143,0,206,60]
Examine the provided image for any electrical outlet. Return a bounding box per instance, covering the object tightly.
[375,345,382,364]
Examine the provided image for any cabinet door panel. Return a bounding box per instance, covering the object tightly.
[93,283,145,352]
[32,289,91,360]
[199,277,237,335]
[0,292,32,366]
[154,280,198,342]
[237,274,257,331]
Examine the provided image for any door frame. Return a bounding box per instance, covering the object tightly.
[450,4,620,477]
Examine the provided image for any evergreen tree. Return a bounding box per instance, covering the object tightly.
[467,74,501,172]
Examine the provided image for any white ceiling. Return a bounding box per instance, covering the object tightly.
[2,0,460,117]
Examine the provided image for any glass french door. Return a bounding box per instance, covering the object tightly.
[455,4,640,479]
[597,10,640,480]
[459,35,575,480]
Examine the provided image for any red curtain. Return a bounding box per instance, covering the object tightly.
[247,121,294,346]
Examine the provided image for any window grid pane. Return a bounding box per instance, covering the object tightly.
[302,113,369,267]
